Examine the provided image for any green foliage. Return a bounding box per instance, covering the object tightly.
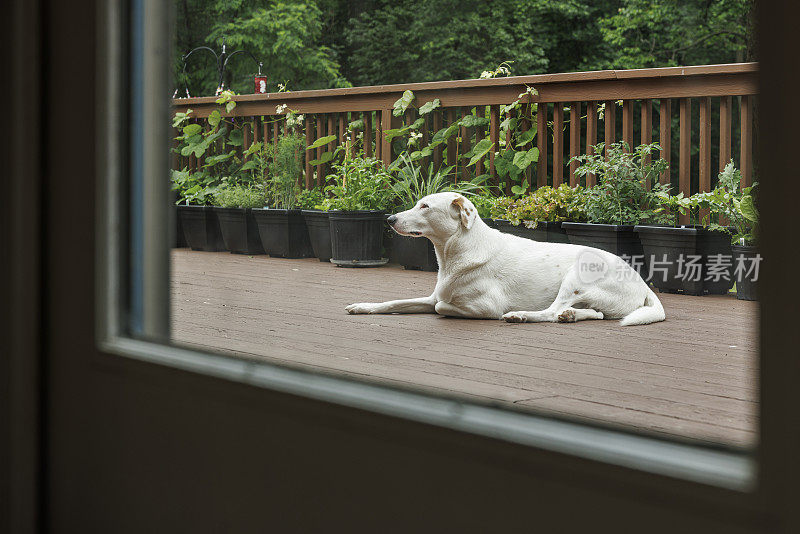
[382,86,539,195]
[295,188,326,210]
[269,134,305,209]
[503,185,587,227]
[691,161,759,244]
[570,142,672,225]
[488,196,515,220]
[596,0,755,70]
[342,1,599,86]
[174,1,349,96]
[171,93,275,205]
[386,154,487,211]
[213,185,268,208]
[174,1,753,96]
[171,168,220,205]
[468,193,499,219]
[321,154,393,211]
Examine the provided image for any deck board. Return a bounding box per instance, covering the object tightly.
[170,250,759,447]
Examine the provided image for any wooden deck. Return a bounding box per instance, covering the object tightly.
[170,249,759,448]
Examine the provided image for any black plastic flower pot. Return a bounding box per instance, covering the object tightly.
[301,209,332,262]
[328,210,388,267]
[213,207,265,255]
[252,208,313,259]
[179,205,226,252]
[635,225,703,295]
[482,218,499,229]
[495,220,569,243]
[393,234,438,271]
[698,228,735,295]
[171,205,187,248]
[562,222,648,279]
[731,244,759,301]
[494,219,537,240]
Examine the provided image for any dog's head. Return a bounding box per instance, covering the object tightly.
[387,192,479,240]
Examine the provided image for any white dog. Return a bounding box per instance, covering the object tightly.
[345,193,665,326]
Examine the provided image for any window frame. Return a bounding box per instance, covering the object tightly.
[94,1,799,530]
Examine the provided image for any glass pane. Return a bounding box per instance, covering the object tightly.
[161,2,759,450]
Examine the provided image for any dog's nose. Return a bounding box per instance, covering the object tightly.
[387,214,398,225]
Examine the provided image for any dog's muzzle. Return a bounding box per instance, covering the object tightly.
[387,214,398,225]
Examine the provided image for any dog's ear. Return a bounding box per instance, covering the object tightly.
[451,195,477,229]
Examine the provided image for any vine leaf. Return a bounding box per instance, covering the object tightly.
[418,98,441,115]
[393,90,415,117]
[307,135,337,150]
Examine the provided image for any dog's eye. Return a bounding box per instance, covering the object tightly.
[419,203,429,209]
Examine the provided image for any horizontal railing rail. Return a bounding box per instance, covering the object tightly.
[172,63,757,224]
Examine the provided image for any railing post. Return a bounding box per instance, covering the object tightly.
[641,99,652,177]
[489,105,500,186]
[304,118,313,189]
[475,106,485,177]
[740,95,753,188]
[381,108,393,168]
[537,103,548,188]
[679,98,692,225]
[659,99,671,186]
[604,100,616,158]
[720,95,732,171]
[622,100,634,149]
[553,104,564,187]
[699,97,712,221]
[569,102,580,186]
[316,114,325,187]
[586,101,597,187]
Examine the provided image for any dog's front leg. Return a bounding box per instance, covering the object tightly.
[346,295,437,315]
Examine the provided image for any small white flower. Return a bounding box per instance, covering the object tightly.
[480,71,492,79]
[276,103,287,114]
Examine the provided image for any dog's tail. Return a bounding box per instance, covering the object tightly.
[620,287,665,326]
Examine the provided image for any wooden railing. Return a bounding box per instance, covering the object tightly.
[172,63,757,224]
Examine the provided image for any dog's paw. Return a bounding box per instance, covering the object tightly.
[502,311,528,323]
[557,309,576,323]
[346,303,375,315]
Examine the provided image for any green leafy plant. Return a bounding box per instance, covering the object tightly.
[295,188,326,210]
[269,134,305,209]
[570,142,671,225]
[321,153,393,211]
[504,184,587,228]
[213,185,267,208]
[468,193,500,219]
[691,161,759,244]
[488,196,516,219]
[171,95,279,205]
[385,154,487,210]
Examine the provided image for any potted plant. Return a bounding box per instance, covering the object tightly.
[322,153,393,267]
[212,184,266,255]
[171,168,226,252]
[297,188,331,262]
[251,134,314,259]
[496,184,586,243]
[172,95,263,253]
[384,155,486,271]
[692,162,760,301]
[564,142,671,278]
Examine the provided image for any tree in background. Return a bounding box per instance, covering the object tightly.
[595,0,756,69]
[173,0,755,95]
[174,0,348,96]
[341,0,602,86]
